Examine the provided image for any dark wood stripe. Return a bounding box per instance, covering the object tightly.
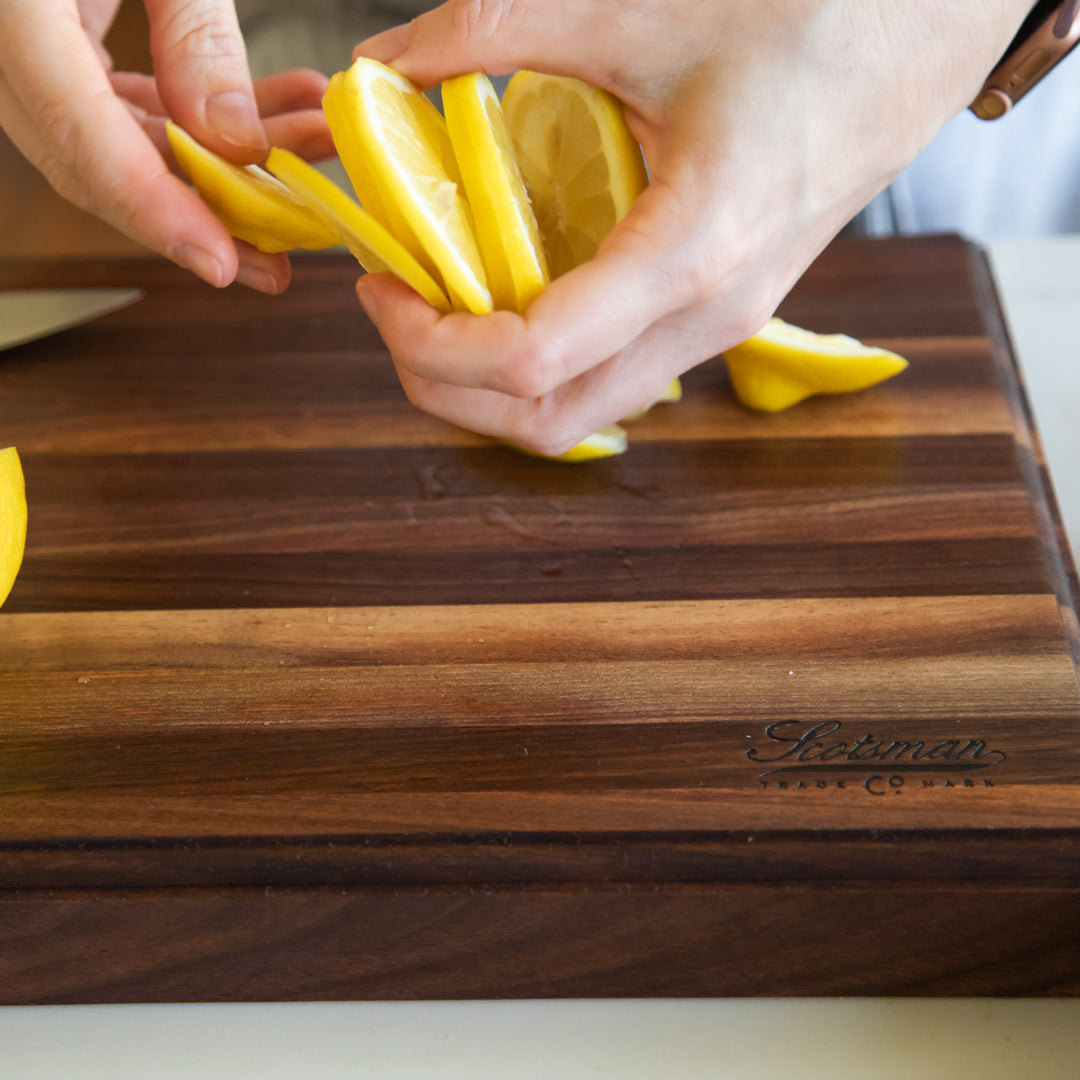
[17,436,1029,499]
[6,536,1053,611]
[0,713,1068,801]
[6,831,1080,892]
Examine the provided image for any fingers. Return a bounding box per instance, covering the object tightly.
[111,67,335,162]
[78,0,123,45]
[110,71,166,115]
[250,69,333,159]
[102,64,329,294]
[0,0,238,285]
[233,241,291,295]
[379,284,701,456]
[353,0,613,88]
[249,68,329,116]
[357,183,708,398]
[112,66,329,123]
[79,0,123,68]
[144,0,266,162]
[352,175,780,452]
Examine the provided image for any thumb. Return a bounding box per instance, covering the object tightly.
[354,0,612,89]
[145,0,267,162]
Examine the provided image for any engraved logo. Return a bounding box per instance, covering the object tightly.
[747,720,1007,795]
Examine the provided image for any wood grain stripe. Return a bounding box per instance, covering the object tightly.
[3,655,1076,734]
[0,336,1013,453]
[5,537,1054,612]
[3,595,1069,671]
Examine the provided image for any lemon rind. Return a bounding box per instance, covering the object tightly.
[724,319,910,412]
[0,446,27,609]
[442,72,549,313]
[507,423,629,462]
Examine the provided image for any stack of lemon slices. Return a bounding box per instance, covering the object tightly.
[166,60,908,456]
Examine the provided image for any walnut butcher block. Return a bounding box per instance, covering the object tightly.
[1,236,1078,1003]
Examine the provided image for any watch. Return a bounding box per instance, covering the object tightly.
[970,0,1080,119]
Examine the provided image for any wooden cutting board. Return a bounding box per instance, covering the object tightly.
[1,235,1079,1003]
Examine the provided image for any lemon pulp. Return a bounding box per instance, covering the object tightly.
[501,72,649,279]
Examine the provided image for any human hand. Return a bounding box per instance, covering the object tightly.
[0,1,333,293]
[352,0,1032,455]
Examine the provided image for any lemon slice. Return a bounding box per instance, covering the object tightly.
[323,58,492,314]
[1,446,27,609]
[510,423,629,462]
[165,121,341,254]
[501,72,649,279]
[724,318,910,412]
[265,148,451,313]
[442,72,549,313]
[554,424,629,461]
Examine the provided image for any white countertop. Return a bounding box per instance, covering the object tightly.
[2,237,1078,1075]
[990,236,1080,567]
[3,997,1080,1078]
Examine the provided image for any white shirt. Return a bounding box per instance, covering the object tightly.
[861,51,1080,241]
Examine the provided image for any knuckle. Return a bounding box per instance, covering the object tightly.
[661,220,730,309]
[34,92,78,164]
[154,4,244,63]
[31,94,103,213]
[396,376,428,412]
[726,292,775,346]
[496,339,564,400]
[450,0,517,47]
[510,416,587,459]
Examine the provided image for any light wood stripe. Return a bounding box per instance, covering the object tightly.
[1,595,1069,671]
[3,783,1080,840]
[2,655,1077,733]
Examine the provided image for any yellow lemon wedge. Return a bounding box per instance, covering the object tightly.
[323,58,492,314]
[501,72,649,279]
[534,376,678,463]
[723,318,909,412]
[442,72,549,313]
[1,446,27,609]
[165,121,341,253]
[265,148,451,313]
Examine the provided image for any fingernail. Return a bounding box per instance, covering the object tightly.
[236,264,282,294]
[205,91,268,152]
[172,242,225,287]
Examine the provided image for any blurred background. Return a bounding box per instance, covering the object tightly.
[2,0,1079,259]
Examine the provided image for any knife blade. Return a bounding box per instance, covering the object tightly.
[0,288,144,351]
